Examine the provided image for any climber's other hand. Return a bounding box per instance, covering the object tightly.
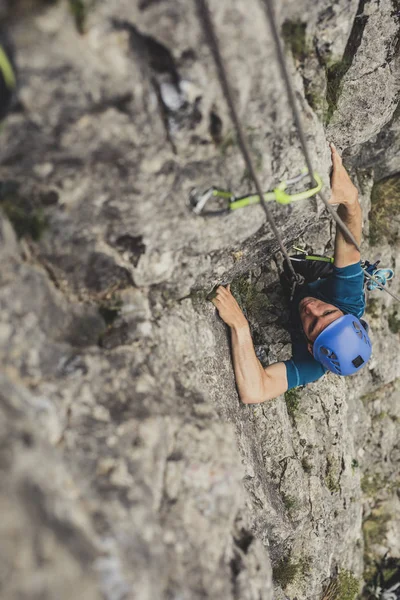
[211,285,248,329]
[328,142,359,207]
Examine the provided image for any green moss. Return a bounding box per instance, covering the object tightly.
[388,309,400,334]
[301,457,312,473]
[335,570,360,600]
[284,389,300,419]
[369,174,400,246]
[0,180,48,240]
[361,473,395,497]
[1,200,47,240]
[305,89,328,117]
[351,459,359,471]
[325,455,340,493]
[373,411,388,421]
[69,0,88,34]
[230,276,270,316]
[282,494,298,512]
[281,20,308,61]
[360,390,376,404]
[273,556,299,588]
[325,59,351,124]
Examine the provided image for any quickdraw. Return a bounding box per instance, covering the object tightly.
[189,170,323,216]
[363,259,394,292]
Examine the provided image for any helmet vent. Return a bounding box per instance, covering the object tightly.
[353,321,363,339]
[320,347,342,374]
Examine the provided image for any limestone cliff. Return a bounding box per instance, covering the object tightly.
[0,1,399,599]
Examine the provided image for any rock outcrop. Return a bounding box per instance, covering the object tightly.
[0,1,399,599]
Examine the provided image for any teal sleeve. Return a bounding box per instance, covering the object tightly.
[284,340,327,390]
[313,261,365,318]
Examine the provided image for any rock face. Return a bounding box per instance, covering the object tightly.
[0,1,399,599]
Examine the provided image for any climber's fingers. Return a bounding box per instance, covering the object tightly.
[330,142,342,168]
[215,285,231,298]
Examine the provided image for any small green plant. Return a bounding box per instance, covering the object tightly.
[335,570,360,600]
[0,180,47,241]
[351,458,359,471]
[230,276,270,316]
[1,201,47,240]
[284,389,300,419]
[281,20,308,61]
[273,556,299,588]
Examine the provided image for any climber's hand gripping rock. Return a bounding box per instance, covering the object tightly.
[211,285,247,329]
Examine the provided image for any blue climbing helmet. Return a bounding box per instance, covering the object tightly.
[313,314,372,376]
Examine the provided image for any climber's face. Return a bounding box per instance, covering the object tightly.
[299,297,344,354]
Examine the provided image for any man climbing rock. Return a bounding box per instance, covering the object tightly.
[212,143,372,403]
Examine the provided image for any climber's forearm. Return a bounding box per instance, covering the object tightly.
[334,198,362,268]
[230,324,288,403]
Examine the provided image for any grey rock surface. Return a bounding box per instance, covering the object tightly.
[0,1,399,599]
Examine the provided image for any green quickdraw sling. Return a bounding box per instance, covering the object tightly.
[190,170,323,216]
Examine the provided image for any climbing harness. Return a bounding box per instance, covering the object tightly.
[289,247,399,301]
[190,170,323,215]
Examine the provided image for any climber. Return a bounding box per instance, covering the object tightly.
[211,143,372,403]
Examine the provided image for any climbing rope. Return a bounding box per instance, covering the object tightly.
[260,0,361,253]
[194,0,300,285]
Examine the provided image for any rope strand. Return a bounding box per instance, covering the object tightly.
[260,0,361,253]
[195,0,300,282]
